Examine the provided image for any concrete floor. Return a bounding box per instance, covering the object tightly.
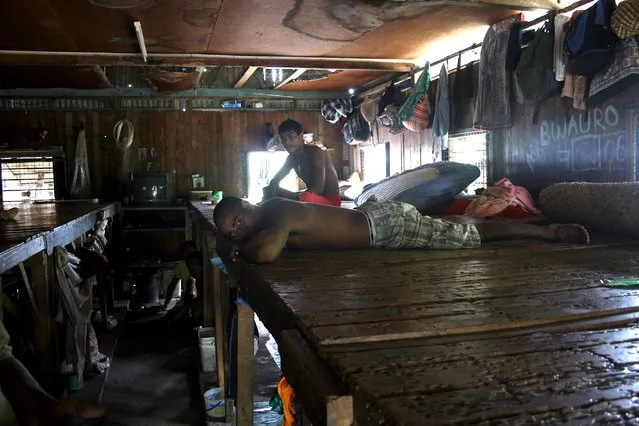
[94,309,282,425]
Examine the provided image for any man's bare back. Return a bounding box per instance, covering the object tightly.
[260,198,369,249]
[291,145,339,197]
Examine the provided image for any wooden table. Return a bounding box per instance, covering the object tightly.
[189,200,639,425]
[0,200,120,391]
[1,201,120,273]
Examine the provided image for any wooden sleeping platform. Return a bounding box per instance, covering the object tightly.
[0,201,120,390]
[188,201,639,425]
[0,201,119,273]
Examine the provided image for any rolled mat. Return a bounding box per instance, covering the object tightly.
[539,182,639,238]
[355,162,480,215]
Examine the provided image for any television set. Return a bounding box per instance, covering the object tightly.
[128,172,174,205]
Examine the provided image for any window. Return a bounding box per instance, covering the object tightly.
[1,159,56,202]
[246,151,298,204]
[448,132,488,192]
[360,142,389,184]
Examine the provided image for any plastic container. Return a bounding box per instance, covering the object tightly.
[203,387,225,421]
[198,327,217,373]
[212,191,223,204]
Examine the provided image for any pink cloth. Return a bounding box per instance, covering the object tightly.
[464,178,540,218]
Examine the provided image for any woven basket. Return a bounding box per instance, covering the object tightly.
[539,182,639,238]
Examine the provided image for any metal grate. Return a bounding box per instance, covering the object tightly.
[448,132,488,192]
[1,160,56,202]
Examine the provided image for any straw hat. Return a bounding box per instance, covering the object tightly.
[360,98,377,122]
[612,0,639,39]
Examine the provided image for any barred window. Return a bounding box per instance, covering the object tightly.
[1,160,56,202]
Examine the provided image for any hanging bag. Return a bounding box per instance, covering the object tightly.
[564,0,618,75]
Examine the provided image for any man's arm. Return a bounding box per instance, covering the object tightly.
[238,219,289,263]
[269,155,294,187]
[0,320,105,425]
[0,357,58,423]
[306,149,326,195]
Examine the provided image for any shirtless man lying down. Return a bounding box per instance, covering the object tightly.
[213,197,590,264]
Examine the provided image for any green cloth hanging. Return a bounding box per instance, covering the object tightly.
[398,62,431,123]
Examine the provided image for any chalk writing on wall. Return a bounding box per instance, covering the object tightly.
[524,105,626,175]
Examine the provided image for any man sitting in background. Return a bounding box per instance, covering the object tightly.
[263,119,341,207]
[213,196,590,264]
[0,320,105,425]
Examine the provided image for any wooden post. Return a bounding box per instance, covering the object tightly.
[202,232,215,327]
[28,251,58,392]
[236,304,254,426]
[185,208,192,241]
[279,329,354,426]
[212,255,226,390]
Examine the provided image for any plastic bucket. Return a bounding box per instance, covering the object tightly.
[198,327,216,373]
[203,387,225,421]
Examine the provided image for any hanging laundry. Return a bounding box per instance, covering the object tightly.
[431,64,449,138]
[278,376,296,426]
[554,14,570,82]
[70,127,92,198]
[473,16,520,130]
[561,10,589,110]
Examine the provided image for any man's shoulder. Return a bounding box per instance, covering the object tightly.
[303,145,324,156]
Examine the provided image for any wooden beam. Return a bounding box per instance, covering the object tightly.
[234,66,258,88]
[194,66,207,89]
[279,329,353,426]
[236,304,255,426]
[0,52,416,72]
[18,262,39,315]
[0,87,346,100]
[91,65,113,88]
[275,68,307,89]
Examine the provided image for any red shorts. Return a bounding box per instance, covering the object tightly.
[298,192,342,207]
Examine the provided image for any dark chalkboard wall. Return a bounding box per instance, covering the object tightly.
[491,82,639,197]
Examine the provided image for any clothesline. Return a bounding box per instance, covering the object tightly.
[430,0,597,68]
[360,0,599,99]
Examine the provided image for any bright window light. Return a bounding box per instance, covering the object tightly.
[246,151,298,203]
[1,160,56,202]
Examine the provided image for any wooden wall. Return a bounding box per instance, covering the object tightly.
[491,84,639,196]
[0,109,344,199]
[353,124,438,179]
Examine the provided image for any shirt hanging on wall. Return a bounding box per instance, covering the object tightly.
[554,14,570,82]
[432,64,450,138]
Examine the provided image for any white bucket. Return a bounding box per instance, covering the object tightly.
[198,327,216,373]
[203,387,226,421]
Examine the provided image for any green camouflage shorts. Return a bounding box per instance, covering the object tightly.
[355,199,481,250]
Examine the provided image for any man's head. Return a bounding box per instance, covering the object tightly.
[278,119,305,154]
[213,196,260,241]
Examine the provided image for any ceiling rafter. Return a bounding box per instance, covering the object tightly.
[233,66,258,88]
[0,52,416,72]
[275,68,307,89]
